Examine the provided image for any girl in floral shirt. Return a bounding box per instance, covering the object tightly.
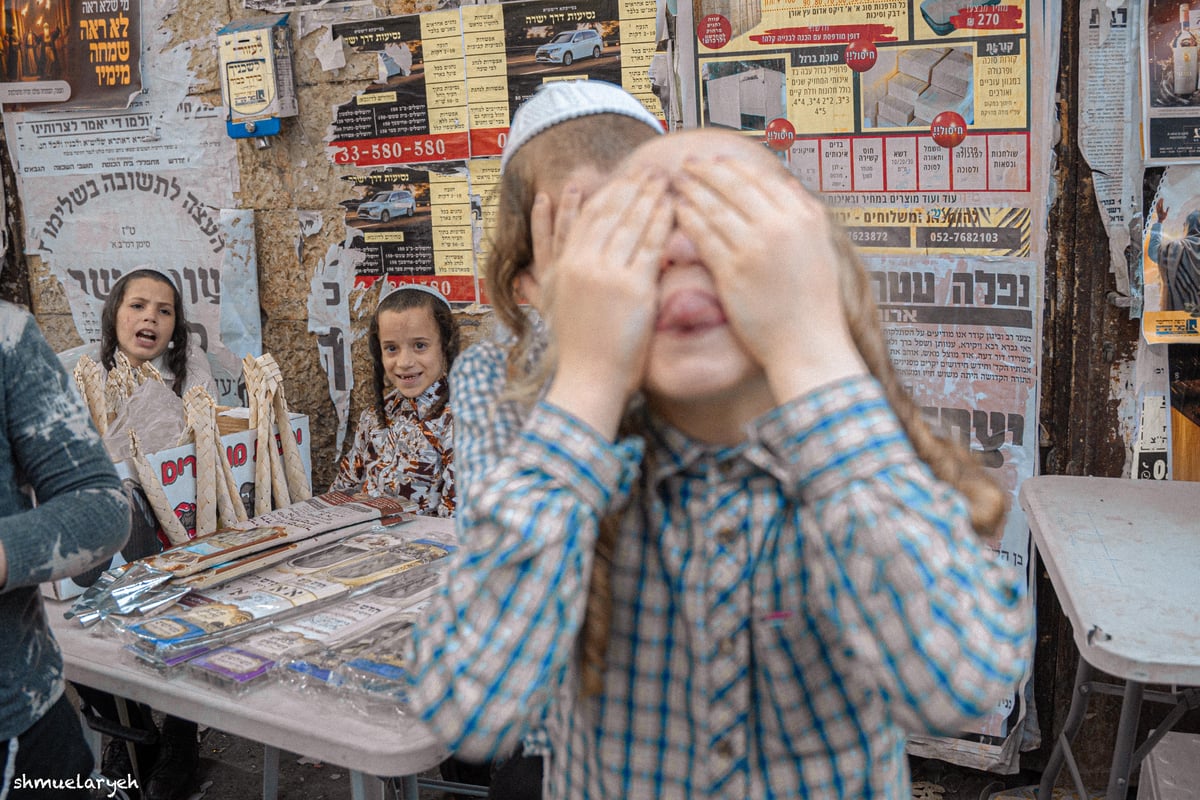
[331,284,460,517]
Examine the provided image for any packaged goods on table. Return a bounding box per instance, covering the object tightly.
[183,565,443,695]
[115,530,449,659]
[136,491,408,579]
[64,492,410,629]
[281,602,432,717]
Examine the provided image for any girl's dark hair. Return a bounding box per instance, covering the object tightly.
[369,287,460,425]
[100,268,189,395]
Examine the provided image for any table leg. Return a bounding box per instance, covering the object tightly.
[261,745,279,800]
[1039,656,1095,799]
[349,771,388,800]
[396,774,420,799]
[1106,680,1144,800]
[114,696,143,783]
[79,711,102,766]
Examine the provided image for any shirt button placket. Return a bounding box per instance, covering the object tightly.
[707,728,747,794]
[714,738,734,760]
[707,474,750,790]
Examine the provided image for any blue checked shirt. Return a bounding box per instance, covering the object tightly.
[445,334,553,758]
[410,375,1032,799]
[447,339,525,507]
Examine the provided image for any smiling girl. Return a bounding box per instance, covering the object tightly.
[330,284,460,517]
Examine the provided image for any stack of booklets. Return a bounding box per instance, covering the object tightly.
[177,564,443,695]
[71,492,417,625]
[117,522,451,659]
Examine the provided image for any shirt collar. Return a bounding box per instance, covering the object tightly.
[384,376,448,420]
[636,405,754,484]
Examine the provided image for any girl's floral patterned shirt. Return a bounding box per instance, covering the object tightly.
[331,378,454,518]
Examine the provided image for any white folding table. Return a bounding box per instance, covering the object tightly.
[1019,476,1200,800]
[49,600,450,799]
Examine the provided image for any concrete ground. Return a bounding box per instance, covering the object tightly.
[99,727,1085,800]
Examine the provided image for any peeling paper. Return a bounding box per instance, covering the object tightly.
[215,209,262,403]
[378,43,413,83]
[1130,338,1171,479]
[298,210,324,238]
[298,3,379,41]
[307,242,358,454]
[315,27,348,72]
[872,253,1040,773]
[5,45,233,181]
[2,38,256,406]
[1077,0,1139,298]
[245,0,343,12]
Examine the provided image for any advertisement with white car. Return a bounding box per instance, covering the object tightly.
[341,164,477,300]
[462,0,659,157]
[536,29,604,66]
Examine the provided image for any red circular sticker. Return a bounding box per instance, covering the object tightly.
[930,111,967,148]
[764,118,796,152]
[698,14,732,49]
[844,39,878,73]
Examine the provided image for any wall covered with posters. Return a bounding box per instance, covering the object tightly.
[4,0,1062,774]
[1076,0,1200,484]
[5,0,669,481]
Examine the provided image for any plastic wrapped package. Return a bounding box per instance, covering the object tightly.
[64,503,422,623]
[281,602,431,716]
[282,629,393,693]
[135,492,408,580]
[104,379,188,461]
[184,565,443,696]
[122,642,213,678]
[65,562,181,629]
[175,517,443,591]
[174,527,376,592]
[186,636,309,694]
[273,528,443,578]
[330,619,419,717]
[116,536,448,659]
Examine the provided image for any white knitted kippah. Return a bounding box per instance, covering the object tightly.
[500,80,663,171]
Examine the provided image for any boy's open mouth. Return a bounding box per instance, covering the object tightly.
[135,329,158,345]
[656,289,726,333]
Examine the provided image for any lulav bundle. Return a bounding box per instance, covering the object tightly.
[242,353,312,516]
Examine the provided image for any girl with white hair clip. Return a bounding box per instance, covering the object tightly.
[331,282,460,517]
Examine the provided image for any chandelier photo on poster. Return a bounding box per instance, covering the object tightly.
[0,0,142,108]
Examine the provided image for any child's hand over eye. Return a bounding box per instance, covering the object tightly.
[544,173,673,438]
[531,181,585,281]
[675,155,866,402]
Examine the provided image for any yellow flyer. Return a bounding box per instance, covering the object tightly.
[689,0,1031,229]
